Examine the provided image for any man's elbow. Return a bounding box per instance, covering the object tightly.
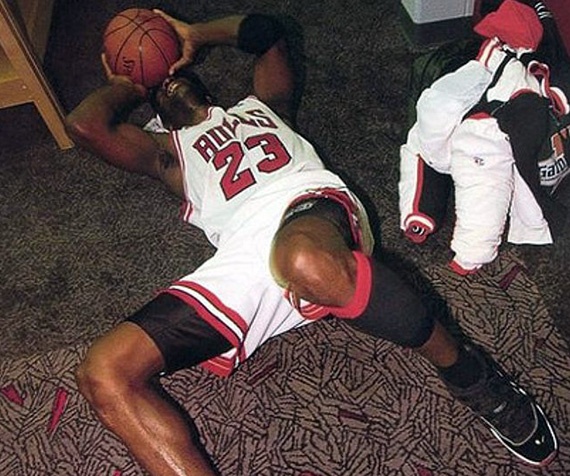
[65,112,99,149]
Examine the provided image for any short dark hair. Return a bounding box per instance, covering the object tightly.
[174,68,213,105]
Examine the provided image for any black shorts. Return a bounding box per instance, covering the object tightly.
[127,293,232,374]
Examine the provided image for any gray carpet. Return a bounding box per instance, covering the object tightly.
[1,0,569,474]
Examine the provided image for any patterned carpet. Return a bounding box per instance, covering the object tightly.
[2,0,570,474]
[2,250,569,476]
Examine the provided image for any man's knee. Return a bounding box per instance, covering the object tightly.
[271,216,356,306]
[75,353,111,407]
[75,349,126,421]
[75,323,162,410]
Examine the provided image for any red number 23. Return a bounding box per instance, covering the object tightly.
[212,132,292,200]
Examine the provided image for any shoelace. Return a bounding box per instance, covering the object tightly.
[474,371,535,443]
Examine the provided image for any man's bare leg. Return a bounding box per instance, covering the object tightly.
[76,322,217,476]
[270,211,558,466]
[414,320,459,367]
[270,214,461,368]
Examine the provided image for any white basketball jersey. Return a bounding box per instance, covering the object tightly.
[170,96,325,246]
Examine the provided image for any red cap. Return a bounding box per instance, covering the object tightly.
[474,0,543,50]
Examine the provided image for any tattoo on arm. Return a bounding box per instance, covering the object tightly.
[158,148,177,170]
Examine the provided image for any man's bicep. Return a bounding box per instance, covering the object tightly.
[152,133,185,197]
[253,40,295,121]
[99,123,165,178]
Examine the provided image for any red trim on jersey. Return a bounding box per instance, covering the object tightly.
[170,131,185,174]
[200,356,235,377]
[163,281,249,376]
[167,280,248,338]
[285,187,365,249]
[179,201,193,222]
[284,289,329,320]
[205,106,214,122]
[170,131,195,223]
[327,252,372,319]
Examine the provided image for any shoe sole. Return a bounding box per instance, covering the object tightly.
[487,397,559,467]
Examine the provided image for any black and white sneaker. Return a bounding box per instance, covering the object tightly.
[443,348,558,467]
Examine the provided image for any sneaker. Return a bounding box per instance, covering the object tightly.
[443,347,558,467]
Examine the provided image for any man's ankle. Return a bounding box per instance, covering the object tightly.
[438,345,484,389]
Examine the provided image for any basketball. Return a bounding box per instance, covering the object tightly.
[103,8,180,88]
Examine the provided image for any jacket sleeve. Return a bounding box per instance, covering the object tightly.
[414,60,493,173]
[448,117,515,275]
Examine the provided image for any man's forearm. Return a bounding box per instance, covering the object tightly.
[191,15,246,49]
[66,80,145,144]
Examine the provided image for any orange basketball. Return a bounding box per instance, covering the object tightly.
[103,8,180,88]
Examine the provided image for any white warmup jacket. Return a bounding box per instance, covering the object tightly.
[399,37,557,273]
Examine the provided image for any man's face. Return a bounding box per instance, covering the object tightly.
[151,72,211,129]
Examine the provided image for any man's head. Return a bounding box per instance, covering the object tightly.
[150,68,213,130]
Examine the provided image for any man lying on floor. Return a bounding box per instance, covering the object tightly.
[65,10,558,475]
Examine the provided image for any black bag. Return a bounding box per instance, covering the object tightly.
[407,39,482,128]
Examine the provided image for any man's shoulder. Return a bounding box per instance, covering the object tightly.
[230,95,265,109]
[228,95,290,126]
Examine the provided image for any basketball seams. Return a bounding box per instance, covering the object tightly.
[139,30,178,86]
[104,11,147,75]
[103,9,146,38]
[103,8,179,87]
